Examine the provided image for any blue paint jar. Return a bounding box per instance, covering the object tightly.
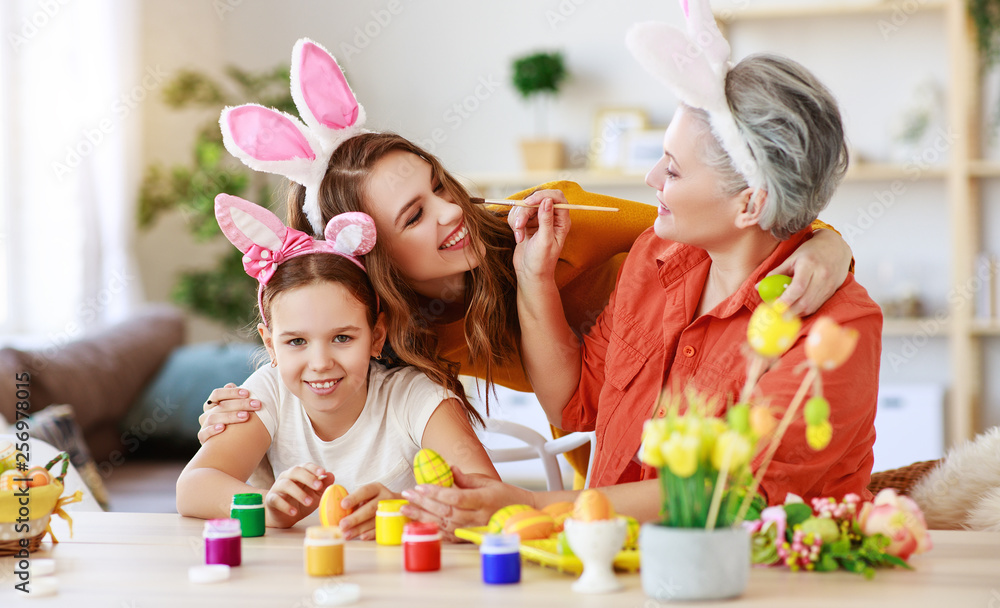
[480,533,521,584]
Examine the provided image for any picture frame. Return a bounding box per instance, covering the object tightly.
[590,108,648,172]
[623,127,668,173]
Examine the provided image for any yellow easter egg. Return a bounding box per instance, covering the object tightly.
[0,469,26,492]
[413,448,453,487]
[747,302,802,358]
[487,504,534,534]
[572,489,615,522]
[319,484,352,527]
[502,509,555,540]
[0,441,18,473]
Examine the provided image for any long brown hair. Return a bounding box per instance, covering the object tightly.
[286,133,517,422]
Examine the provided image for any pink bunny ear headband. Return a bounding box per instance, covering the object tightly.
[626,0,762,190]
[214,193,377,326]
[220,38,367,236]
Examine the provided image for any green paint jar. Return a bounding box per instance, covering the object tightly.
[230,493,265,537]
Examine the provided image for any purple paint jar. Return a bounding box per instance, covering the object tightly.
[204,518,242,567]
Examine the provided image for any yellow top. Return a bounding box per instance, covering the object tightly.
[436,180,656,393]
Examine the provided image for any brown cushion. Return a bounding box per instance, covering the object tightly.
[0,306,185,460]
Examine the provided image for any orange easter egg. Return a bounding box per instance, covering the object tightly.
[25,466,51,488]
[572,489,615,522]
[319,484,352,527]
[805,317,859,370]
[487,504,534,534]
[541,501,574,532]
[502,509,555,540]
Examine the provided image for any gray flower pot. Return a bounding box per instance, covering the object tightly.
[639,524,750,601]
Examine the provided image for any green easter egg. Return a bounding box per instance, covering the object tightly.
[804,396,830,426]
[757,274,791,304]
[727,403,751,434]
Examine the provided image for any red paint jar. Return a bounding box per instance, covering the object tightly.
[204,518,242,567]
[403,522,441,572]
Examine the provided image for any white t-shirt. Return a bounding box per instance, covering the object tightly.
[241,361,453,494]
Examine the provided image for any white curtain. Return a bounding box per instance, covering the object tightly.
[0,0,141,340]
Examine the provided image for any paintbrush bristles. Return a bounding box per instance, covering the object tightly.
[471,197,619,212]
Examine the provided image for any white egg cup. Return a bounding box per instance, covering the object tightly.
[563,517,627,594]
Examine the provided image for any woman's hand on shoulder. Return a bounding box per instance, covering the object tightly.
[197,383,262,444]
[508,189,571,284]
[768,228,853,316]
[264,463,334,528]
[400,467,534,541]
[338,483,400,541]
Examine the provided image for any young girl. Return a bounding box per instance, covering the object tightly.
[199,39,854,487]
[176,194,498,534]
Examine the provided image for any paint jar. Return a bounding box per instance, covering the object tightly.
[480,533,521,584]
[230,493,265,537]
[204,518,242,567]
[304,525,344,577]
[403,522,441,572]
[375,499,409,546]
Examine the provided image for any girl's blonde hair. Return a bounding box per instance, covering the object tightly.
[286,132,518,422]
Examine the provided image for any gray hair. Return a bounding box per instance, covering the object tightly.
[688,54,849,240]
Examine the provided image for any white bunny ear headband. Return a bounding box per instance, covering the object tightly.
[214,193,377,325]
[220,38,367,235]
[626,0,762,189]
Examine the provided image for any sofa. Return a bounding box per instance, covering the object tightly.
[0,306,260,511]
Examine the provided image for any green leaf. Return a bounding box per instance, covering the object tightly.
[783,503,813,527]
[816,553,839,572]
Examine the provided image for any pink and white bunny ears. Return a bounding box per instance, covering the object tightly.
[626,0,762,189]
[220,39,367,236]
[215,193,376,324]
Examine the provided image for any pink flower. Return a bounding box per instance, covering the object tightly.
[857,489,932,561]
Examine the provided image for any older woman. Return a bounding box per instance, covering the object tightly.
[400,51,881,530]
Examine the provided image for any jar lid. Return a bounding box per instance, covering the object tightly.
[375,499,408,513]
[403,522,438,536]
[232,492,263,506]
[480,533,520,554]
[306,525,344,542]
[204,518,241,536]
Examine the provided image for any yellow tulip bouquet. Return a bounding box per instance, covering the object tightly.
[639,275,857,530]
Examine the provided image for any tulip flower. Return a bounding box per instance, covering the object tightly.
[857,489,932,560]
[663,432,699,478]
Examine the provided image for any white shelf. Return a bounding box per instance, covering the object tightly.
[716,1,946,23]
[883,318,949,337]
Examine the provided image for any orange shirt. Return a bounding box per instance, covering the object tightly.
[561,227,882,504]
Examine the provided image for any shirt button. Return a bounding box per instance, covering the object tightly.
[656,408,666,418]
[683,345,696,358]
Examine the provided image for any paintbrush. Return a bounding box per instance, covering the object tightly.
[471,197,619,212]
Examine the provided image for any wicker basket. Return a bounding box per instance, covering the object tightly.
[0,452,81,556]
[867,459,941,497]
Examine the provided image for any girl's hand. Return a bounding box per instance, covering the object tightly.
[400,467,534,541]
[197,383,262,444]
[767,228,853,317]
[509,190,571,284]
[264,463,334,528]
[337,483,400,541]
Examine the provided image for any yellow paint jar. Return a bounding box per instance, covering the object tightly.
[375,499,409,546]
[304,526,344,577]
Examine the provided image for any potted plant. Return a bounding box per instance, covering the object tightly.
[637,279,930,601]
[510,50,568,171]
[138,65,295,328]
